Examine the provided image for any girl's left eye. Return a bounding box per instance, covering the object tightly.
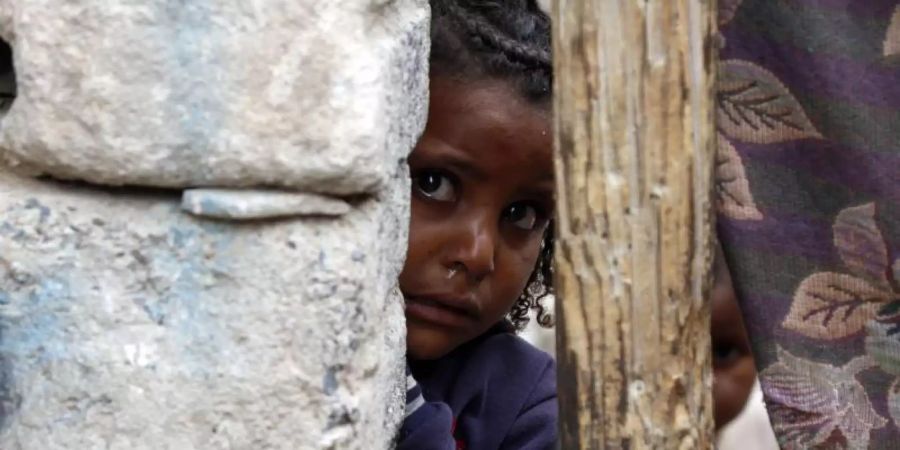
[504,203,541,230]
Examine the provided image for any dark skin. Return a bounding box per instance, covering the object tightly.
[400,76,554,360]
[711,247,757,430]
[401,75,755,429]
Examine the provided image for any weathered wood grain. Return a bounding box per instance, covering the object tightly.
[552,1,718,448]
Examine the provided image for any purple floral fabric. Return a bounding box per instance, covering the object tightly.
[715,0,900,448]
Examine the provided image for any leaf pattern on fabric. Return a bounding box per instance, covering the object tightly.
[784,272,891,339]
[833,203,891,289]
[718,60,823,144]
[890,379,900,428]
[719,0,744,27]
[716,1,900,446]
[761,347,887,449]
[885,6,900,57]
[715,133,763,221]
[784,204,897,340]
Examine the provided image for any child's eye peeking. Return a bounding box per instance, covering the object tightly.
[414,171,456,202]
[712,342,741,369]
[504,203,540,230]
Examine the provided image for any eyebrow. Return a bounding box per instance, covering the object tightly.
[424,140,489,180]
[416,136,557,195]
[522,182,556,200]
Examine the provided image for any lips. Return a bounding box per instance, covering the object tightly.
[404,294,479,328]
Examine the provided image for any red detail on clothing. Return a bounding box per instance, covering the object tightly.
[451,417,466,449]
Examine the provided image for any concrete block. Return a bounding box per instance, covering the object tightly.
[0,0,428,195]
[0,168,410,449]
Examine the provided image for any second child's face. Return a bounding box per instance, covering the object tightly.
[711,250,756,430]
[400,77,554,360]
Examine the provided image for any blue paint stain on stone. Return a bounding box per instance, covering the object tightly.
[0,199,244,391]
[164,0,226,157]
[130,223,236,376]
[23,198,50,223]
[0,277,71,368]
[0,326,18,431]
[323,367,338,395]
[141,303,166,326]
[170,226,193,248]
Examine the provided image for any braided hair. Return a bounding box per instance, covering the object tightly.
[430,0,554,331]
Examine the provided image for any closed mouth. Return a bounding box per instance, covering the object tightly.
[404,295,478,328]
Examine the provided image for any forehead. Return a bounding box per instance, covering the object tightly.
[429,76,551,130]
[423,77,553,181]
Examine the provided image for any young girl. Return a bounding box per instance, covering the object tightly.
[396,1,557,449]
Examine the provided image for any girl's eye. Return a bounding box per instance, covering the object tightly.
[504,203,540,230]
[414,171,456,202]
[712,343,741,369]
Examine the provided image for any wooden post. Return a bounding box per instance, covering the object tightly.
[552,0,718,448]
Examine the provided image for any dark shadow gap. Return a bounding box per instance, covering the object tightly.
[0,38,14,111]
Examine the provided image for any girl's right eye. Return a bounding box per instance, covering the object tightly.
[413,171,456,202]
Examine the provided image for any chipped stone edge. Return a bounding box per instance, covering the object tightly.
[181,188,352,220]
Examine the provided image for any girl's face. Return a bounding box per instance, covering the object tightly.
[711,250,756,430]
[400,77,554,360]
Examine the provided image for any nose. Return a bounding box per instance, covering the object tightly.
[444,214,496,283]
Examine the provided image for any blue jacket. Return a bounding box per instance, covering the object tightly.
[398,326,557,449]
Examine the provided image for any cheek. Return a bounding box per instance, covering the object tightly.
[713,357,757,428]
[405,201,425,249]
[400,202,432,279]
[406,198,445,249]
[513,234,545,278]
[491,238,544,308]
[400,200,453,284]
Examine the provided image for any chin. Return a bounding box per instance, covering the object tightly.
[406,322,460,360]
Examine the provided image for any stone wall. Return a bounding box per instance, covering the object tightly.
[0,1,429,449]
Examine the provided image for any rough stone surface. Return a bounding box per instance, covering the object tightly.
[0,1,428,448]
[0,0,429,195]
[0,169,409,449]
